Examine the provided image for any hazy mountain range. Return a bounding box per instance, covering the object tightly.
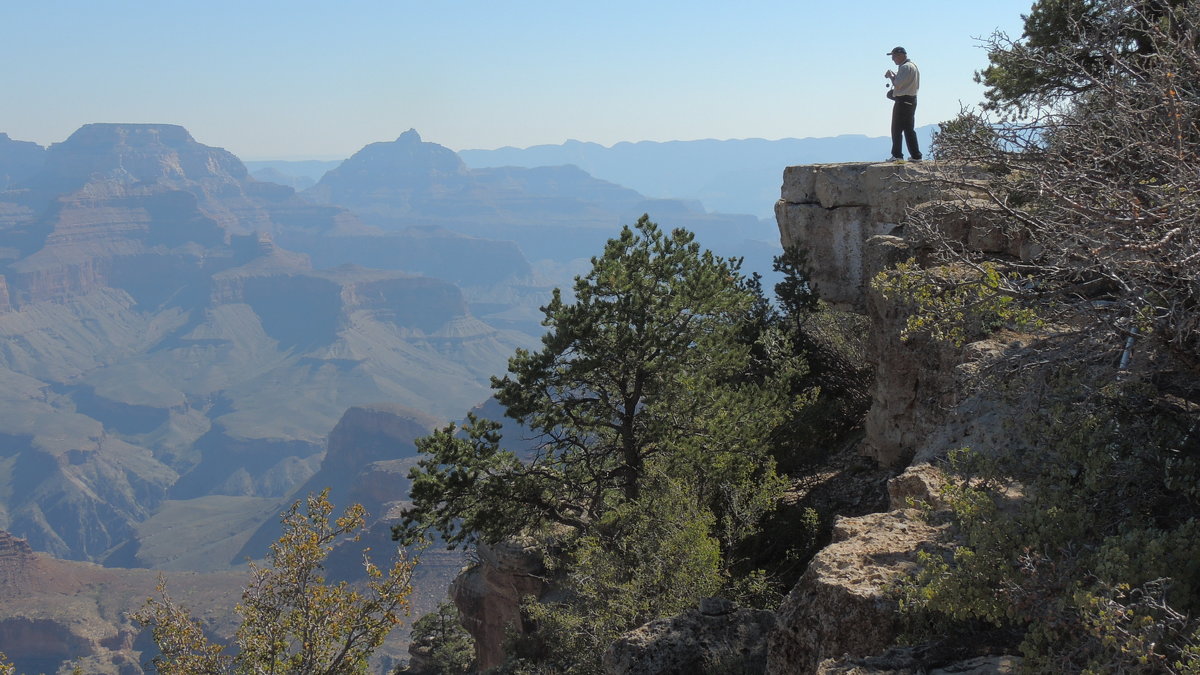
[460,127,937,218]
[247,125,937,220]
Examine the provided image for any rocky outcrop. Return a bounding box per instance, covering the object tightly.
[765,162,1028,673]
[603,598,776,675]
[0,531,35,590]
[451,537,549,671]
[776,163,929,310]
[767,505,943,673]
[775,162,1019,313]
[774,162,1029,469]
[860,275,968,468]
[765,461,984,675]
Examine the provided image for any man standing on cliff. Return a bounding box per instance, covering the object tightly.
[885,46,922,162]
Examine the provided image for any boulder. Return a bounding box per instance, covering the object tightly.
[767,509,944,674]
[775,162,1008,314]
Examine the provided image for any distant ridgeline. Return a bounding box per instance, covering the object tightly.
[457,126,937,219]
[255,128,954,287]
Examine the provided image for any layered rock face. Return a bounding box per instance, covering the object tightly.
[588,163,1024,674]
[5,124,268,308]
[240,402,438,560]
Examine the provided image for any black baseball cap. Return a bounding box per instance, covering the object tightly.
[887,46,907,55]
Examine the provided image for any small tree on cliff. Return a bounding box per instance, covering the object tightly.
[394,216,802,670]
[396,215,796,552]
[400,601,474,674]
[134,489,414,674]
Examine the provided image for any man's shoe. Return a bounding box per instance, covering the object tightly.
[888,156,905,163]
[910,157,923,162]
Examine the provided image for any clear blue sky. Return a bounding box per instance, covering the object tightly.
[1,1,1032,160]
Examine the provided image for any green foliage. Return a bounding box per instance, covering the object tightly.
[874,260,1041,347]
[397,415,531,548]
[930,114,1003,163]
[508,476,724,674]
[771,247,818,320]
[397,215,793,551]
[976,0,1188,113]
[770,247,873,471]
[134,577,230,674]
[894,2,1200,671]
[727,503,820,606]
[897,375,1200,672]
[134,489,414,674]
[403,601,475,674]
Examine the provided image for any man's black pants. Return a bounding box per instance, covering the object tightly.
[890,95,922,160]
